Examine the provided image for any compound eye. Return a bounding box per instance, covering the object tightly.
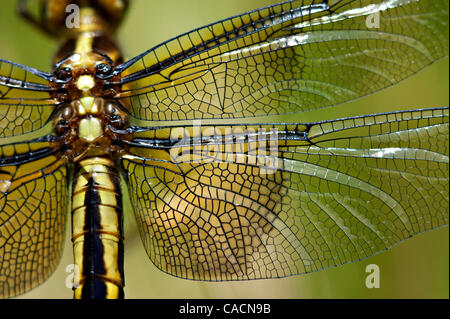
[56,67,72,82]
[96,63,113,78]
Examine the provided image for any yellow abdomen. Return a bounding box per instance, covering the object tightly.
[71,157,124,299]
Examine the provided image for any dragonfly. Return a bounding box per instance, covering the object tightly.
[0,0,448,299]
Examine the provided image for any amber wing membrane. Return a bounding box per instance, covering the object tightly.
[0,59,56,138]
[0,139,67,297]
[114,0,449,121]
[121,108,449,280]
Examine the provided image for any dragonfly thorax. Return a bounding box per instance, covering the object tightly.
[53,97,128,161]
[48,53,127,161]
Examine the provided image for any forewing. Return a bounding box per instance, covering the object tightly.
[114,0,449,121]
[0,139,68,297]
[0,59,56,138]
[121,107,449,280]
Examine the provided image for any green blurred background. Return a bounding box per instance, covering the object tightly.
[0,0,448,298]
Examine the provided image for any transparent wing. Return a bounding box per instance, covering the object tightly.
[0,59,56,138]
[121,107,449,280]
[113,0,449,121]
[0,138,68,297]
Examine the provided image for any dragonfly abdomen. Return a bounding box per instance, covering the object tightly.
[71,157,124,299]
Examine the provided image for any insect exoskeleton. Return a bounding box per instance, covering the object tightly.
[52,98,128,161]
